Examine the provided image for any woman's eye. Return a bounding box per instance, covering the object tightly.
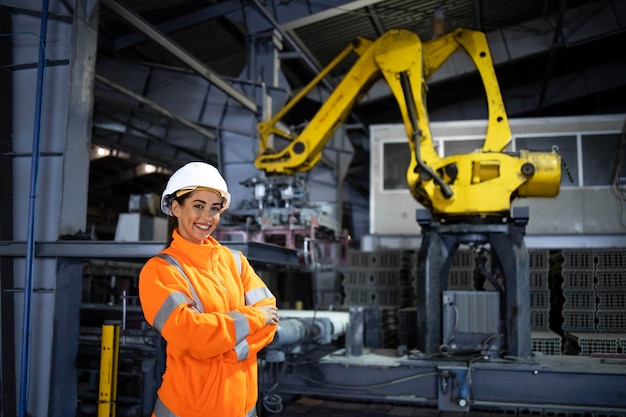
[194,204,204,210]
[211,206,221,212]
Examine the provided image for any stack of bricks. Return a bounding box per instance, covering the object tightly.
[560,248,626,356]
[529,250,551,331]
[343,250,417,348]
[560,249,597,333]
[342,249,416,308]
[594,249,626,333]
[529,250,562,355]
[448,249,477,290]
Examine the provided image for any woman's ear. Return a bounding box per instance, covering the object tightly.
[171,200,181,217]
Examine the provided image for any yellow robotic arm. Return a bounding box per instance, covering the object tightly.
[256,28,561,219]
[256,36,377,174]
[378,28,561,217]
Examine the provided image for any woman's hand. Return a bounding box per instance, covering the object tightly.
[257,305,279,326]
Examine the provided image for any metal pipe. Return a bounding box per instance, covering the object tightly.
[19,0,49,415]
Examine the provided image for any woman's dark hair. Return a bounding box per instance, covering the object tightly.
[165,192,193,247]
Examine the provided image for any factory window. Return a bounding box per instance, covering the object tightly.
[581,133,624,186]
[443,139,484,156]
[515,135,579,187]
[383,142,411,190]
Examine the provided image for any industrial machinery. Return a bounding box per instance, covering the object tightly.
[255,28,626,415]
[254,28,560,217]
[216,172,348,276]
[218,175,340,248]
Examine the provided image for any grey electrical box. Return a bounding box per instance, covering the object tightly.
[442,290,501,356]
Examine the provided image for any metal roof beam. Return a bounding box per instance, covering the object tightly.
[95,74,216,140]
[359,0,626,103]
[280,0,388,31]
[536,0,569,109]
[114,1,242,51]
[431,59,626,119]
[92,125,210,168]
[364,5,385,37]
[91,163,158,189]
[100,0,258,113]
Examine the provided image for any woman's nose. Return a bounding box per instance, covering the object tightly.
[202,209,220,219]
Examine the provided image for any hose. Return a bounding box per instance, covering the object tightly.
[262,394,284,414]
[19,1,49,416]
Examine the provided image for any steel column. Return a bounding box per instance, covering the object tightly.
[416,208,532,358]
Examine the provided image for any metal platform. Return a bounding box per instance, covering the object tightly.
[259,348,626,415]
[270,395,626,417]
[270,397,442,417]
[0,240,301,268]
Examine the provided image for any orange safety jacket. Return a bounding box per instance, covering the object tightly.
[139,229,277,417]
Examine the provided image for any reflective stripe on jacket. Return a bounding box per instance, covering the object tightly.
[139,229,277,417]
[154,395,256,417]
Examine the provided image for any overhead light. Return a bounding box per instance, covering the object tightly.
[144,164,156,173]
[91,146,111,159]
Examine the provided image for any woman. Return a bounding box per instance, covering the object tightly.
[139,161,279,417]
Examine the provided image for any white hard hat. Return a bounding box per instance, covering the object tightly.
[161,162,231,216]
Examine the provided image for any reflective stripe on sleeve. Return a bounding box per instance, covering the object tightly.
[226,311,250,343]
[234,339,250,361]
[153,291,195,332]
[246,406,256,417]
[226,311,250,361]
[154,396,177,417]
[235,339,248,361]
[244,286,274,306]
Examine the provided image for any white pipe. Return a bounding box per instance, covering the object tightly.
[278,309,350,338]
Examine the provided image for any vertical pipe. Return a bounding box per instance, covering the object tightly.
[248,0,334,91]
[18,0,49,416]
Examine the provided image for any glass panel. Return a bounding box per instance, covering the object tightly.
[515,135,578,186]
[581,133,623,186]
[444,140,484,157]
[383,142,411,190]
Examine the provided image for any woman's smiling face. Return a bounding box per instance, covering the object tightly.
[171,189,223,243]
